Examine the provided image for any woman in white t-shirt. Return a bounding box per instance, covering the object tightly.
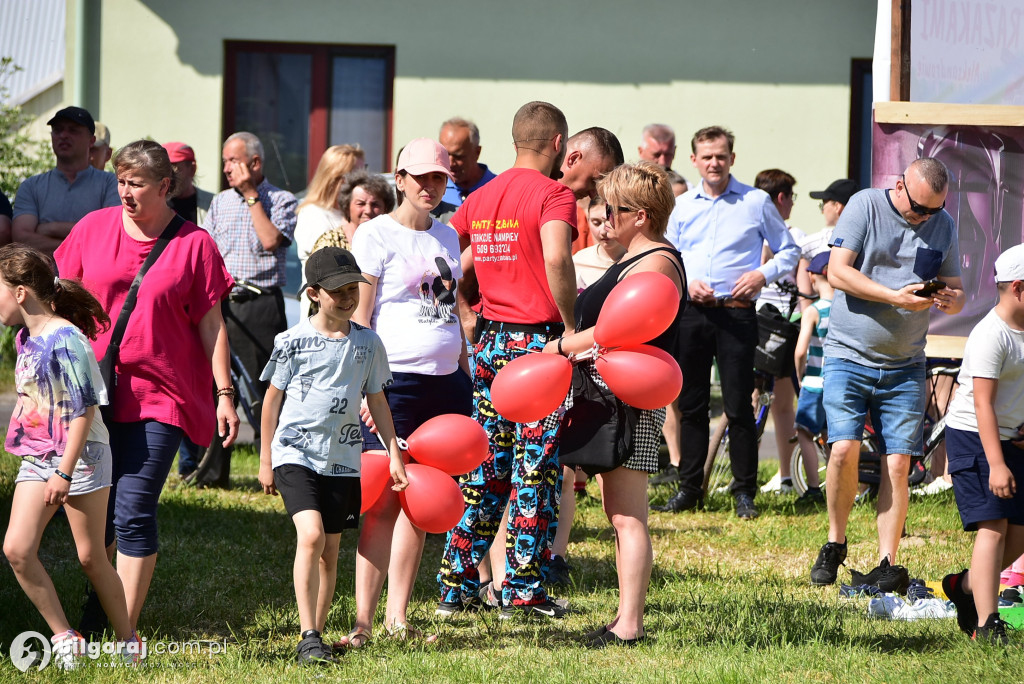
[342,138,471,646]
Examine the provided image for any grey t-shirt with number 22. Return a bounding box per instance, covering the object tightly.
[261,318,392,476]
[824,188,961,369]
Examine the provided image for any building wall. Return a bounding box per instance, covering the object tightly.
[49,0,876,232]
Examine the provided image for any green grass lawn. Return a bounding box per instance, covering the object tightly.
[1,438,1022,682]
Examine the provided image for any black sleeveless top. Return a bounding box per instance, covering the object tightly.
[573,246,686,353]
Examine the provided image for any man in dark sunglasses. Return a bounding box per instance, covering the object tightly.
[809,157,965,590]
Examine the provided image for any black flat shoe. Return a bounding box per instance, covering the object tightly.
[584,625,608,640]
[585,629,648,649]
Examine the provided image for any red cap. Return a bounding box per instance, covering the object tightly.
[163,142,196,163]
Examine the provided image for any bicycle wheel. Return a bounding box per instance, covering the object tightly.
[702,415,732,496]
[790,440,826,496]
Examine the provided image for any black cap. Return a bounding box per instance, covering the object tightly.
[809,178,858,205]
[46,106,96,134]
[302,247,369,291]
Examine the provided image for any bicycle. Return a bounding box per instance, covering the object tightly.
[186,279,267,487]
[789,358,961,499]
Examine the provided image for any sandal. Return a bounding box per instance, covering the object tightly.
[336,629,371,650]
[385,621,438,644]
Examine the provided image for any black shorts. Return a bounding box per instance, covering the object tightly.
[273,464,361,534]
[947,427,1024,532]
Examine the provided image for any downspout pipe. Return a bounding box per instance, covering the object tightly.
[73,0,86,106]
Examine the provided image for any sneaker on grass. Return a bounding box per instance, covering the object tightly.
[974,612,1010,645]
[810,540,847,586]
[850,556,910,594]
[51,630,87,671]
[760,471,793,495]
[499,598,568,620]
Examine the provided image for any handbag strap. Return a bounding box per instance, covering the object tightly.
[107,214,185,349]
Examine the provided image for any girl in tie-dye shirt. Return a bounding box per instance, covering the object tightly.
[0,244,140,668]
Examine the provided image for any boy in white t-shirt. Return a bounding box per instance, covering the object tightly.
[258,247,408,665]
[942,243,1024,645]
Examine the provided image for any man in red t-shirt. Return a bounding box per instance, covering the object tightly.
[437,101,577,618]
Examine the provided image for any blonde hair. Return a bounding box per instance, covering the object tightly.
[597,161,675,237]
[299,145,365,212]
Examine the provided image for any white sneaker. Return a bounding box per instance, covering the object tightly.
[912,477,952,496]
[759,471,793,494]
[51,630,86,670]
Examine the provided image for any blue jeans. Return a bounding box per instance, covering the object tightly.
[822,357,925,457]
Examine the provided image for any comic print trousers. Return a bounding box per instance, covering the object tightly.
[437,324,564,607]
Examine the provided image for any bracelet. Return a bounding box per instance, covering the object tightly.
[55,469,73,483]
[216,387,236,398]
[557,337,565,356]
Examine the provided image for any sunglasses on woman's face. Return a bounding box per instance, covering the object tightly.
[901,175,945,216]
[605,204,636,220]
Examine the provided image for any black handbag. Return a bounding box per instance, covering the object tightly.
[754,303,800,378]
[97,214,185,411]
[559,362,640,475]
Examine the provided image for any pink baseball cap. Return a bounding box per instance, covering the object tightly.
[396,138,454,180]
[163,142,196,163]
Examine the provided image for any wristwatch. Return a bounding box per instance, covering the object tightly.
[245,196,259,206]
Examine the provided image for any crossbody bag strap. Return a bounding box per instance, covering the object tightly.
[107,214,185,349]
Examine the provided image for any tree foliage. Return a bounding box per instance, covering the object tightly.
[0,57,53,199]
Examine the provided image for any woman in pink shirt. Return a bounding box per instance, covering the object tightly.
[55,140,239,633]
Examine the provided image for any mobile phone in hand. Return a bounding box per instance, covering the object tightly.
[914,279,946,297]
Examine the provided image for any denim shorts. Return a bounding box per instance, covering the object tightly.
[947,427,1024,531]
[795,388,826,435]
[15,442,112,496]
[822,357,925,457]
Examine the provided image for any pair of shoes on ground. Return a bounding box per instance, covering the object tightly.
[850,556,911,595]
[583,624,648,648]
[760,471,794,495]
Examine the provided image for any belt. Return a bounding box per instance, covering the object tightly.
[228,286,281,303]
[697,297,754,309]
[481,318,564,336]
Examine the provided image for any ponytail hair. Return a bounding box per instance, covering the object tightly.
[0,244,110,340]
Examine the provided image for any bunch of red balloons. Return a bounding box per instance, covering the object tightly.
[491,272,682,421]
[360,413,488,533]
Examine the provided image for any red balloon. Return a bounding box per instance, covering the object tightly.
[406,414,489,476]
[594,271,680,348]
[490,352,572,423]
[398,464,465,533]
[360,450,391,513]
[596,344,682,409]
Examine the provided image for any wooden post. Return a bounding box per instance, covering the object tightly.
[890,0,911,101]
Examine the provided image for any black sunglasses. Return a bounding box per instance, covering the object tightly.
[605,204,636,220]
[901,175,945,216]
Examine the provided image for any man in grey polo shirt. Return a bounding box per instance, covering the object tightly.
[810,158,965,587]
[12,106,119,257]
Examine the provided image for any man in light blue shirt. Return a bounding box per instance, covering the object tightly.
[438,117,497,207]
[655,126,799,520]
